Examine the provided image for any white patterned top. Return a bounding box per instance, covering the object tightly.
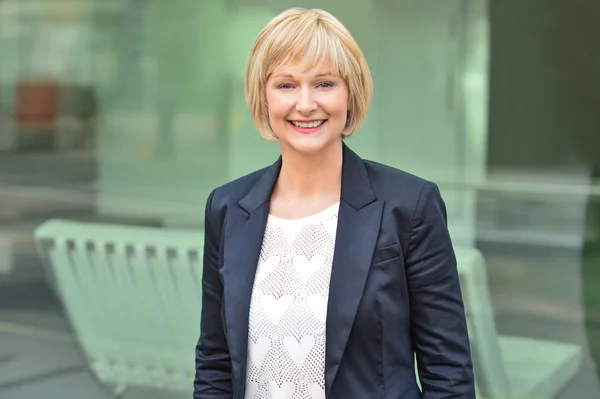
[244,202,339,399]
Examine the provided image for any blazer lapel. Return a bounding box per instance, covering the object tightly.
[221,158,281,393]
[325,144,383,395]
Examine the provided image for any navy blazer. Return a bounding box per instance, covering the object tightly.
[194,144,475,398]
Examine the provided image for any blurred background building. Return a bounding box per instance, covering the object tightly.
[0,0,598,398]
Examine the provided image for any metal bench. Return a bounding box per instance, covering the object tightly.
[35,220,204,396]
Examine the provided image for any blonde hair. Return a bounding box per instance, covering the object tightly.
[244,8,373,141]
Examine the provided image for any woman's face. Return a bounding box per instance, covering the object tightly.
[265,61,349,156]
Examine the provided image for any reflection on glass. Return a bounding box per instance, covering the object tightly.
[0,0,598,398]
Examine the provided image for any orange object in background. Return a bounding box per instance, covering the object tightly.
[14,81,59,133]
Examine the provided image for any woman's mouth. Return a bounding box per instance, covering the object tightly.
[288,119,327,133]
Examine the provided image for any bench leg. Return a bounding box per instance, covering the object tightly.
[113,382,128,398]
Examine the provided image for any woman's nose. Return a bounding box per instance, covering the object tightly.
[295,88,317,114]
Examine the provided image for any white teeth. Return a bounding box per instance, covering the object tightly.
[291,120,325,128]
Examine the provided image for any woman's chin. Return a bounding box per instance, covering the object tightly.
[281,136,341,156]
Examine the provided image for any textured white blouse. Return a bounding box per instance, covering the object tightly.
[244,202,339,399]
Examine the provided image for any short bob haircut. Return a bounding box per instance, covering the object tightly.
[244,8,373,141]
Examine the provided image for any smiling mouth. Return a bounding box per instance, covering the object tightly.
[289,120,326,129]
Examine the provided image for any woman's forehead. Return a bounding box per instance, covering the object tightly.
[270,59,340,78]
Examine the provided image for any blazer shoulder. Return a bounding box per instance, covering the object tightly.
[361,160,446,233]
[209,166,270,210]
[363,159,434,200]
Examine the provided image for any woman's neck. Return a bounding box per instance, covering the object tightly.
[274,143,343,201]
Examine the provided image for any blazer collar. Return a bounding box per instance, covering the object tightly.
[238,143,376,213]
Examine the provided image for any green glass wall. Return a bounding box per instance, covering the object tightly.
[0,0,598,398]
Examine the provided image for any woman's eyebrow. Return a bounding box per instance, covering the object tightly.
[271,72,335,79]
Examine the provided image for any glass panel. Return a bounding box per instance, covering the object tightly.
[0,0,598,397]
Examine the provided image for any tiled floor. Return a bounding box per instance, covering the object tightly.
[0,319,189,399]
[0,329,86,396]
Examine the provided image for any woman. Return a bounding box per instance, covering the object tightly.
[194,7,475,399]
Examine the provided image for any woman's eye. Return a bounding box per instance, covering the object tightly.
[278,83,293,89]
[318,81,335,88]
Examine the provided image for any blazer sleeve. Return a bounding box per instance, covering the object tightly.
[194,189,233,398]
[405,182,476,399]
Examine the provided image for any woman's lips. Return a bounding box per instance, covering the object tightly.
[288,120,327,134]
